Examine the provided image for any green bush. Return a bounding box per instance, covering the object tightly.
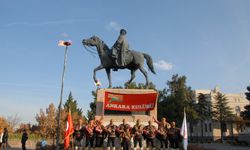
[9,133,41,141]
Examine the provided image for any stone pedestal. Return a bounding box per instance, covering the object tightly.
[95,89,158,126]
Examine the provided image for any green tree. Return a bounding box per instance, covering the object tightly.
[241,85,250,126]
[158,74,197,126]
[63,92,84,126]
[213,92,233,142]
[63,92,83,116]
[126,82,156,90]
[196,93,212,143]
[87,91,97,120]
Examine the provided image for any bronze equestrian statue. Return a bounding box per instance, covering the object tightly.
[82,29,156,88]
[111,29,129,69]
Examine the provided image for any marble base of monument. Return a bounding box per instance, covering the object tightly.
[95,89,158,126]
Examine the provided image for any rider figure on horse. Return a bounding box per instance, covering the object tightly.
[112,29,129,70]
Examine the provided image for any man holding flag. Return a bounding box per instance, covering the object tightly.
[181,109,188,150]
[64,110,74,150]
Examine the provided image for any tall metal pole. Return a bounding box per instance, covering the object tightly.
[56,45,68,150]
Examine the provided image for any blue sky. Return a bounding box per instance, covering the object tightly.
[0,0,250,124]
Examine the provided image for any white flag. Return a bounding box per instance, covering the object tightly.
[181,109,188,150]
[58,40,72,47]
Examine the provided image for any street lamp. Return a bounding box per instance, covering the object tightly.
[56,41,72,150]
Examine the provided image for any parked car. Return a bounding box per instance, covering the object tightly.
[238,128,250,146]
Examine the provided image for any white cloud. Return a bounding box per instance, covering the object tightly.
[61,32,69,38]
[4,19,95,27]
[154,60,173,71]
[106,21,122,31]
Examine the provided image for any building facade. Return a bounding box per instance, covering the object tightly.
[189,86,249,142]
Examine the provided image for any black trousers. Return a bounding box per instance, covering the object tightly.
[157,135,168,148]
[22,142,26,150]
[134,137,143,148]
[122,139,130,150]
[160,139,169,148]
[146,138,155,147]
[95,136,104,147]
[74,139,83,147]
[85,136,94,147]
[107,137,116,147]
[169,137,179,148]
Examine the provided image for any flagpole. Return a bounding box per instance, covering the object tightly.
[56,45,69,150]
[71,134,74,150]
[181,107,188,150]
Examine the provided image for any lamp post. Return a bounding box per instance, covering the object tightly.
[56,41,71,150]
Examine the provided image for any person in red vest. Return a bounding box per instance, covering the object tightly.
[73,118,84,149]
[121,127,132,150]
[153,117,170,149]
[132,119,144,149]
[85,120,95,148]
[94,119,106,147]
[143,120,157,148]
[105,119,117,149]
[117,119,130,138]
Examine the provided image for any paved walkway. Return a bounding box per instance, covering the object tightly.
[202,143,249,150]
[7,143,249,150]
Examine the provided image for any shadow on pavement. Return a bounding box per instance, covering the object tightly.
[7,143,34,150]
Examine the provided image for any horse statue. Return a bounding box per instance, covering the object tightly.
[82,35,156,88]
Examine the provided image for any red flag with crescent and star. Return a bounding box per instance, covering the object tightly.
[64,110,74,149]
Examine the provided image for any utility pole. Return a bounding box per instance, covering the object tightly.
[56,41,71,150]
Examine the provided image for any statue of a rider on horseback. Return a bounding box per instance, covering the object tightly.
[82,29,156,88]
[111,29,129,70]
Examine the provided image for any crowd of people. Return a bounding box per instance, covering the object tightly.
[72,117,182,150]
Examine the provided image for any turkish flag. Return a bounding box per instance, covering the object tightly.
[64,110,74,149]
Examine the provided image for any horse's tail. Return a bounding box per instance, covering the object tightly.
[143,53,156,74]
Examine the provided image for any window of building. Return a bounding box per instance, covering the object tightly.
[235,106,241,115]
[190,125,193,133]
[205,123,208,132]
[209,123,212,132]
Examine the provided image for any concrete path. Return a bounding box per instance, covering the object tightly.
[202,143,249,150]
[7,143,249,150]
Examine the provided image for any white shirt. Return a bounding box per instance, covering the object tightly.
[0,132,3,143]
